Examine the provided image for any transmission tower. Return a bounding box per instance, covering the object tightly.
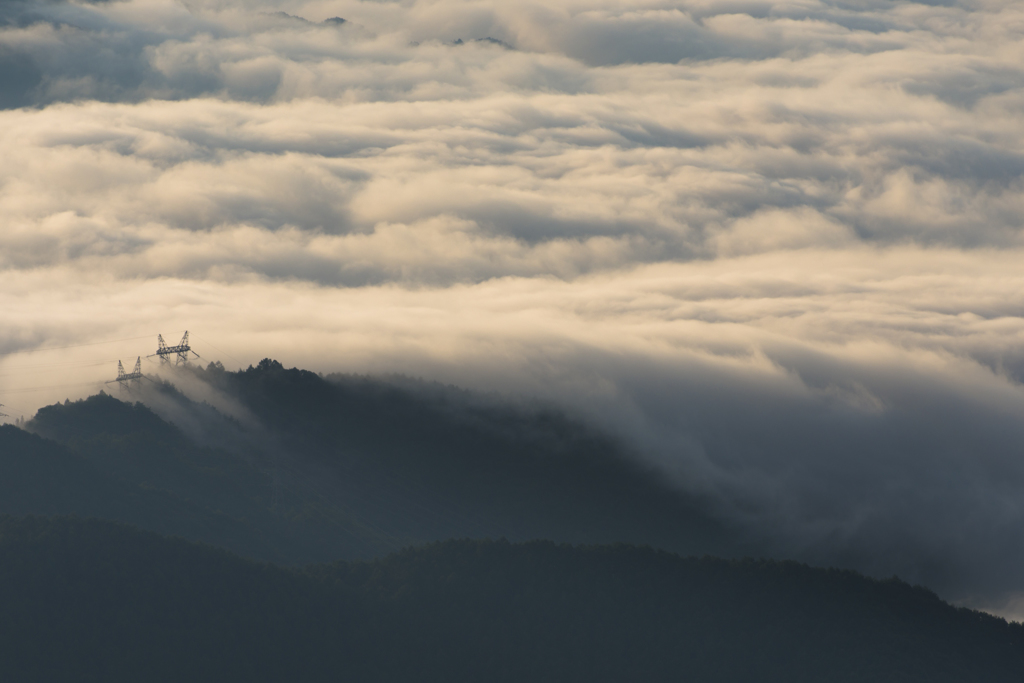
[107,357,144,393]
[150,331,200,366]
[0,404,7,419]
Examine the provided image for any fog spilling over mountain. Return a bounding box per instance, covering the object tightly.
[3,0,1024,622]
[6,361,738,564]
[3,358,1024,621]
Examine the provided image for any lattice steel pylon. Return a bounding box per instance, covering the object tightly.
[150,331,200,366]
[107,357,144,393]
[0,404,8,419]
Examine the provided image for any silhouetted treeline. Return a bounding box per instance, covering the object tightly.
[0,516,1020,683]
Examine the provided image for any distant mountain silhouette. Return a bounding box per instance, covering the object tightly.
[6,360,740,563]
[1,516,1020,683]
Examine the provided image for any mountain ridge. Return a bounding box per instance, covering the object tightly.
[6,359,743,564]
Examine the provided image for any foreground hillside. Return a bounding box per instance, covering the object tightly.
[6,360,739,563]
[0,516,1020,683]
[0,425,281,557]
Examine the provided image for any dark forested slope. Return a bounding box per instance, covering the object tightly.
[0,425,281,558]
[0,516,360,683]
[11,361,740,563]
[0,516,1020,683]
[7,396,390,563]
[196,359,736,554]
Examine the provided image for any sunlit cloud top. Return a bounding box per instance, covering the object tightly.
[2,0,1023,286]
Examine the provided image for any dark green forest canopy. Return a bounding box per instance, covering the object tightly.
[0,516,1020,683]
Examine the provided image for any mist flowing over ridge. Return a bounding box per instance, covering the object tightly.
[2,0,1024,621]
[3,358,1024,621]
[5,363,739,564]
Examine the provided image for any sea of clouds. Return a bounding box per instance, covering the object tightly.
[2,0,1024,615]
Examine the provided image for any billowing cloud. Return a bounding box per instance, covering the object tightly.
[3,0,1024,618]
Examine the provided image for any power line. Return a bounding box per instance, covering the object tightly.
[190,332,249,369]
[0,360,117,378]
[0,329,229,404]
[0,335,155,357]
[0,401,29,417]
[0,357,118,369]
[0,381,104,396]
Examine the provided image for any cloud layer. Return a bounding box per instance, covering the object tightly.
[3,0,1024,616]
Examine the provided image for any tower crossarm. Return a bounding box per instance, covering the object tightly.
[150,331,197,364]
[107,357,144,389]
[157,343,191,355]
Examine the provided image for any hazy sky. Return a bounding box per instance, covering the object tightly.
[3,0,1024,616]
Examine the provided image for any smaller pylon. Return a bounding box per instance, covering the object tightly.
[107,357,144,393]
[0,404,7,418]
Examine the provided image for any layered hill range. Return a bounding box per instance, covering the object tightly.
[2,516,1021,683]
[1,359,739,564]
[3,360,1024,680]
